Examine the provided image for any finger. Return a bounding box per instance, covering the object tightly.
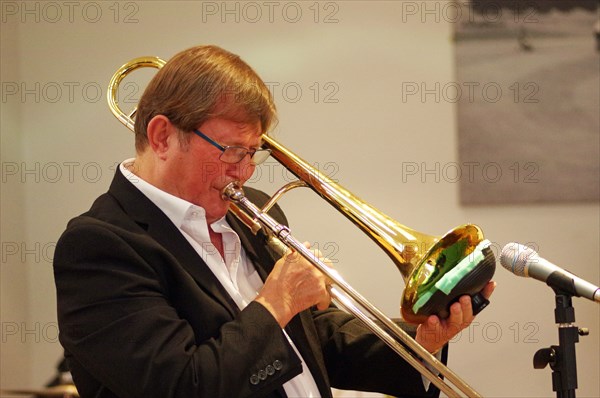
[446,300,465,329]
[316,285,332,310]
[416,315,443,353]
[282,242,311,263]
[316,282,332,310]
[307,242,325,260]
[481,280,497,300]
[316,299,331,311]
[284,250,299,264]
[460,295,474,324]
[303,241,334,270]
[421,316,440,338]
[426,314,441,332]
[321,256,334,270]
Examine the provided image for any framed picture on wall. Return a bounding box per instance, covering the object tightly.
[455,0,599,205]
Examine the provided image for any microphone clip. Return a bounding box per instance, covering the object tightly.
[534,288,589,397]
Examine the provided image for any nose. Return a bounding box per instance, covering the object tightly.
[224,157,255,181]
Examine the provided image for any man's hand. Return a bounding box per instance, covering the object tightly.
[255,243,332,328]
[415,281,496,354]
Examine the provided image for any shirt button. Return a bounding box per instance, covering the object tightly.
[266,365,275,375]
[273,360,283,370]
[258,370,267,380]
[249,374,260,385]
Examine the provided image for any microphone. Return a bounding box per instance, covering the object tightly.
[500,243,600,303]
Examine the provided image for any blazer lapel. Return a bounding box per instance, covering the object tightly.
[226,200,333,398]
[225,211,275,280]
[108,170,240,318]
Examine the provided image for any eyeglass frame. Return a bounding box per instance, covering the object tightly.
[192,129,271,165]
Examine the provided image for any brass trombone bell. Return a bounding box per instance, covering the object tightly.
[261,134,496,325]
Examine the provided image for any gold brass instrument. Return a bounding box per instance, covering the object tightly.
[107,56,495,398]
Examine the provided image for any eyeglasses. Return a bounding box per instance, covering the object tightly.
[193,129,271,165]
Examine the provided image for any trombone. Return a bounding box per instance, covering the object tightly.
[107,56,495,398]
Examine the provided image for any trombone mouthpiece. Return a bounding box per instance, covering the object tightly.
[221,181,245,202]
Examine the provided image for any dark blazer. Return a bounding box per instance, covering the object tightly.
[54,170,441,398]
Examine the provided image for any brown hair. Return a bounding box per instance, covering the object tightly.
[134,45,277,152]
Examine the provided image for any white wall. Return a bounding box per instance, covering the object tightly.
[1,10,31,388]
[1,2,598,397]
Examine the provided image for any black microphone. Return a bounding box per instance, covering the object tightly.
[500,242,600,303]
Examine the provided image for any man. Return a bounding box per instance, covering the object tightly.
[54,45,494,398]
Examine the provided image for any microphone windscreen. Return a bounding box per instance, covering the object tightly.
[500,243,536,277]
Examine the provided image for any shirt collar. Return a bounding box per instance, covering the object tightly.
[120,158,205,230]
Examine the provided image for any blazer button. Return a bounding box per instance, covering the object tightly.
[258,370,267,380]
[273,360,283,371]
[250,374,260,385]
[266,365,275,375]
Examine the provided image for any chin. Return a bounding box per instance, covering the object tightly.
[208,203,231,223]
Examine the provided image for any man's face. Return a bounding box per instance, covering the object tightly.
[165,117,262,223]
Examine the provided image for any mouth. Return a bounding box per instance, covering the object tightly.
[213,177,241,202]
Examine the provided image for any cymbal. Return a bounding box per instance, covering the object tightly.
[1,384,79,397]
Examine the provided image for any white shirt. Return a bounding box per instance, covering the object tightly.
[120,159,321,398]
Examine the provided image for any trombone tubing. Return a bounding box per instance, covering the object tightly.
[223,185,482,398]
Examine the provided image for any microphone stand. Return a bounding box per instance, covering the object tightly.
[533,272,589,398]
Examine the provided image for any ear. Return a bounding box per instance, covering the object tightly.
[146,115,177,160]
